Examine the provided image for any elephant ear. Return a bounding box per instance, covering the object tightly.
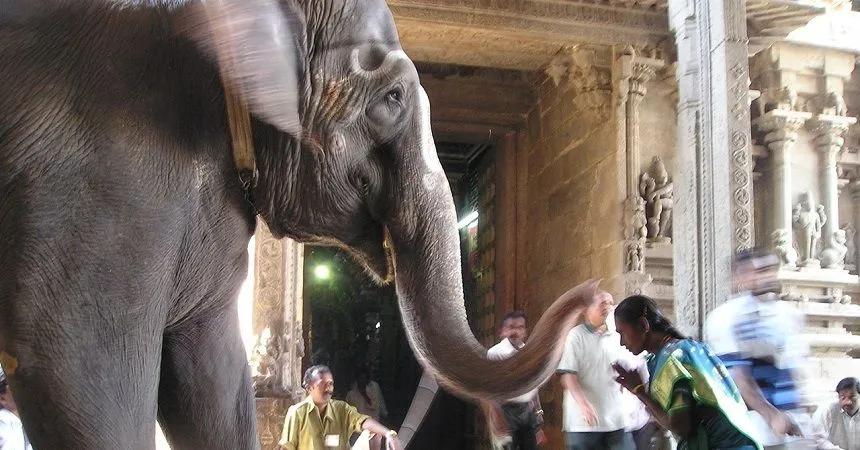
[182,0,302,137]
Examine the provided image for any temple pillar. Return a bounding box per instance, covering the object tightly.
[615,48,662,295]
[755,110,810,267]
[250,221,305,450]
[809,115,857,269]
[668,0,753,336]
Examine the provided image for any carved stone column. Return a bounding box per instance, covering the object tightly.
[615,48,662,295]
[668,0,754,337]
[626,62,657,195]
[756,110,810,267]
[809,115,857,269]
[251,221,305,450]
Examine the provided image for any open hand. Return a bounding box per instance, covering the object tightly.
[579,401,598,426]
[767,410,803,438]
[612,362,644,393]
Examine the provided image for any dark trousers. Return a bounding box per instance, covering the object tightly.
[501,402,538,450]
[565,429,635,450]
[631,422,660,450]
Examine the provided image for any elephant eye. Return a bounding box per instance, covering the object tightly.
[350,172,371,196]
[385,88,402,104]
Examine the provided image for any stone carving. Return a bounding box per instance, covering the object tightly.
[821,229,849,270]
[776,86,798,111]
[845,224,856,267]
[822,91,848,116]
[625,241,644,272]
[250,325,287,397]
[826,287,852,304]
[781,291,809,303]
[625,195,648,241]
[792,191,827,266]
[639,156,673,243]
[771,228,798,267]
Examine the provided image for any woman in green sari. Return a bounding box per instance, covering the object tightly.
[611,295,761,450]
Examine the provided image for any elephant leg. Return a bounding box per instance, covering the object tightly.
[157,307,258,450]
[7,325,162,449]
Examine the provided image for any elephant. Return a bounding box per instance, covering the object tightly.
[0,0,597,448]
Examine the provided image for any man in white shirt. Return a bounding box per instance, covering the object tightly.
[556,290,635,450]
[345,368,388,421]
[814,377,860,450]
[486,311,546,450]
[0,371,32,450]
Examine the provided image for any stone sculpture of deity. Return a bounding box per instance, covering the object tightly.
[792,191,827,266]
[639,156,673,243]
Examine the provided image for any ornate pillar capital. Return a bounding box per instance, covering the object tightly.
[809,115,856,152]
[756,110,812,147]
[629,62,657,97]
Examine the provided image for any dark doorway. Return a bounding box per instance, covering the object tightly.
[301,141,495,449]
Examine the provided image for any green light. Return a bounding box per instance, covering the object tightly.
[314,265,331,280]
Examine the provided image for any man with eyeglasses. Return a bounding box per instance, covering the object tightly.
[705,248,814,449]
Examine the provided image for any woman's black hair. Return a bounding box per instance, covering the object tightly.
[615,295,686,339]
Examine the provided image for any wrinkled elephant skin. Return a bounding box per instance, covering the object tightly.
[0,1,595,448]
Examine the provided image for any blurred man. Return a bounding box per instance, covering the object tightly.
[486,311,547,450]
[705,248,812,449]
[813,377,860,450]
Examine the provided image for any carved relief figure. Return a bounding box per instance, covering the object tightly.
[845,224,856,267]
[821,229,849,270]
[776,86,798,111]
[624,195,648,241]
[626,242,644,272]
[823,91,848,116]
[771,228,798,267]
[639,156,673,242]
[792,192,827,265]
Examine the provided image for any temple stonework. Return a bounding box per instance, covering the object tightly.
[243,1,860,448]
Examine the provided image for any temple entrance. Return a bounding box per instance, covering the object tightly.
[298,140,497,449]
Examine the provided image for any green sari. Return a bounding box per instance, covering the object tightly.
[646,339,762,450]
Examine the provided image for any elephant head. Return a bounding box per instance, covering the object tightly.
[186,0,597,402]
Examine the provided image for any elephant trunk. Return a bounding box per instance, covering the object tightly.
[388,91,598,403]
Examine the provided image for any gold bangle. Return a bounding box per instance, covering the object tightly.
[632,384,645,395]
[387,430,398,438]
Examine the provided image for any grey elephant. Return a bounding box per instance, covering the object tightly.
[0,0,596,449]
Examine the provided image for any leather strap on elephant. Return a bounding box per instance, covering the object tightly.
[201,0,257,189]
[222,83,257,188]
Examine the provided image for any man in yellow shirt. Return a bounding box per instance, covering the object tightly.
[279,365,401,450]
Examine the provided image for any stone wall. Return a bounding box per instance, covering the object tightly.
[514,68,624,448]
